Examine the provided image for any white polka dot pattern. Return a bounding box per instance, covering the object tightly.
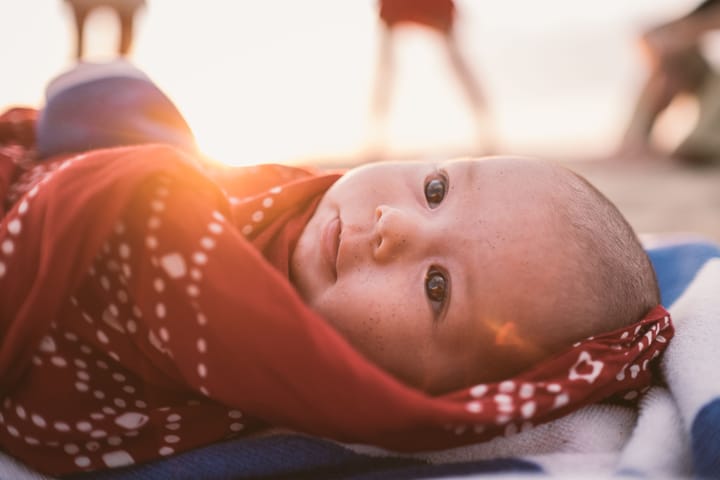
[0,160,253,474]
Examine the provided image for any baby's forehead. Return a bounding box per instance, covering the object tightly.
[444,160,582,270]
[441,156,563,175]
[441,157,573,205]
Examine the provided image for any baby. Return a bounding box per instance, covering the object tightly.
[291,156,660,394]
[0,62,669,475]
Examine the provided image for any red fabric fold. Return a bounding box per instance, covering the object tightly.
[0,109,674,475]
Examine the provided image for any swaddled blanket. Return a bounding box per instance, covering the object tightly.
[0,107,671,477]
[61,240,719,480]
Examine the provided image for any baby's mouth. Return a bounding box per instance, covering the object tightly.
[322,216,341,280]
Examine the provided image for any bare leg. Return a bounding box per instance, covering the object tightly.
[368,25,395,158]
[442,29,495,153]
[618,68,681,159]
[118,11,135,56]
[371,26,394,129]
[71,6,89,60]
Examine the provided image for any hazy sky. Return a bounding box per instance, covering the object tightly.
[0,0,704,165]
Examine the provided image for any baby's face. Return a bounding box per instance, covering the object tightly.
[291,157,574,393]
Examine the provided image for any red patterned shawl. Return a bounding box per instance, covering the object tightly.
[0,108,673,475]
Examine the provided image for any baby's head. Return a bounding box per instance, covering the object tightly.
[290,157,659,394]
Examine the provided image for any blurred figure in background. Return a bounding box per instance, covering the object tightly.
[619,0,720,165]
[371,0,495,156]
[64,0,146,59]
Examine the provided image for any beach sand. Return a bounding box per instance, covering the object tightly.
[564,159,720,243]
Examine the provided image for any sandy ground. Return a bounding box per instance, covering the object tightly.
[564,159,720,244]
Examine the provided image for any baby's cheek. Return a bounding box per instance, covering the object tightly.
[321,297,389,357]
[319,299,400,374]
[310,278,375,341]
[494,322,521,346]
[318,270,434,383]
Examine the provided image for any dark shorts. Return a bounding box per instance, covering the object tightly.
[37,61,196,159]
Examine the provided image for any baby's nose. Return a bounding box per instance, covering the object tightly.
[373,205,418,262]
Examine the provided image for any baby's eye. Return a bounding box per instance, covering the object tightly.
[424,174,448,209]
[425,268,449,318]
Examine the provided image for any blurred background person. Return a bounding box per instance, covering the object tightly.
[0,2,717,241]
[370,0,495,157]
[619,0,720,165]
[64,0,146,59]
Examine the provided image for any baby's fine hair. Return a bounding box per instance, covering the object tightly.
[555,168,661,340]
